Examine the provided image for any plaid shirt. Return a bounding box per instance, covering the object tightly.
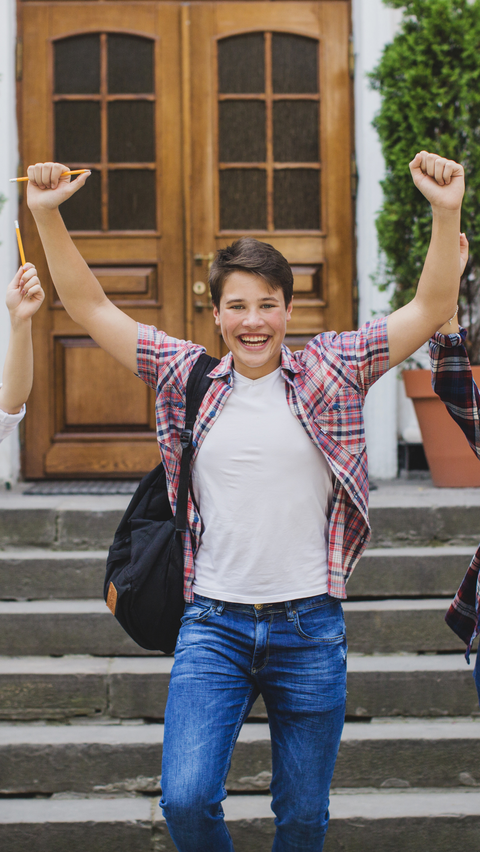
[430,327,480,658]
[137,317,389,603]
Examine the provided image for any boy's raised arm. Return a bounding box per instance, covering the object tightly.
[27,162,138,374]
[387,151,464,368]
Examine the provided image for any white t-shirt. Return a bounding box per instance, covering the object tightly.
[191,367,333,603]
[0,398,25,444]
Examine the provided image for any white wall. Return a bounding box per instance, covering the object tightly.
[0,0,20,485]
[352,0,403,478]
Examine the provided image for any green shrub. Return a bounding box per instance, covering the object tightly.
[370,0,480,360]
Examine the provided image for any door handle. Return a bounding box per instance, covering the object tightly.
[194,297,212,313]
[194,252,215,271]
[192,253,214,311]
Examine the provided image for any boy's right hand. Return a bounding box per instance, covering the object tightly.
[26,162,90,214]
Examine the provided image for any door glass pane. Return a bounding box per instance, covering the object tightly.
[273,102,319,162]
[272,34,318,94]
[108,102,155,162]
[55,102,101,162]
[54,35,100,94]
[219,101,266,162]
[274,169,320,229]
[218,34,265,94]
[61,171,102,231]
[108,170,156,230]
[220,169,266,230]
[108,34,154,94]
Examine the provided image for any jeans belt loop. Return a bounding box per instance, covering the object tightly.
[214,600,225,616]
[285,601,295,622]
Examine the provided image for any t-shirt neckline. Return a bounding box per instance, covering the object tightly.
[232,366,282,386]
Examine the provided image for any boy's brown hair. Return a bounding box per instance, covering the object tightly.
[209,238,294,308]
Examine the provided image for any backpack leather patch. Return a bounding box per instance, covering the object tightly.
[106,581,118,615]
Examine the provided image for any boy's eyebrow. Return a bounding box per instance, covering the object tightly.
[224,295,281,305]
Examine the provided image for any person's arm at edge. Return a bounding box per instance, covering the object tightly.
[425,231,480,456]
[387,152,463,368]
[430,303,480,461]
[0,265,45,413]
[434,231,468,336]
[26,162,138,374]
[0,319,32,414]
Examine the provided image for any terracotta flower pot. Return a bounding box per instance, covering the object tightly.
[403,368,480,487]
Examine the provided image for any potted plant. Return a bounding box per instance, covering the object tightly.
[370,0,480,485]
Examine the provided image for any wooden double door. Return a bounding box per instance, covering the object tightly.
[20,0,353,478]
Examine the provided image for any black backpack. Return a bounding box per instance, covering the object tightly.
[104,353,220,653]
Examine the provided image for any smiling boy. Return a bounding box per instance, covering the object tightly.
[26,152,463,852]
[212,269,293,378]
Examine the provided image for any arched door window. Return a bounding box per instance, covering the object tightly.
[217,32,320,232]
[53,33,156,232]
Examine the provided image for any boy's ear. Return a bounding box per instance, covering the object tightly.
[213,305,221,326]
[286,299,293,322]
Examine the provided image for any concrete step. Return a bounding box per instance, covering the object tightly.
[1,790,480,851]
[0,654,477,721]
[0,545,474,601]
[1,481,480,550]
[0,549,106,600]
[347,546,472,597]
[1,718,479,795]
[368,481,480,547]
[0,598,465,656]
[0,492,128,550]
[342,598,464,653]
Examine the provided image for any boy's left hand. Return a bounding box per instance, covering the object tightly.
[410,151,464,212]
[7,264,45,322]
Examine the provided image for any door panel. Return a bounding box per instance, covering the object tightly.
[21,1,353,478]
[188,2,353,354]
[22,3,184,477]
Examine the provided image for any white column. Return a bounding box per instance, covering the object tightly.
[0,0,20,485]
[352,0,402,479]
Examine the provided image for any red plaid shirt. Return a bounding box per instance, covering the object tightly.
[137,317,389,602]
[430,328,480,658]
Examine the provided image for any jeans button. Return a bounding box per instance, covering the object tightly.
[254,604,263,610]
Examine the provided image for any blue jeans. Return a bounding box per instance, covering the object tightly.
[160,593,347,852]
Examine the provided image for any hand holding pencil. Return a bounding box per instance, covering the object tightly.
[26,162,91,214]
[6,264,45,322]
[11,169,88,183]
[12,220,45,316]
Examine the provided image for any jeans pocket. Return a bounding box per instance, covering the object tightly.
[294,599,346,643]
[180,602,215,626]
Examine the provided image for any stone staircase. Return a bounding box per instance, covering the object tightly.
[0,481,479,851]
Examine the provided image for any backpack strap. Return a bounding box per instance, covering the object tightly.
[175,353,220,533]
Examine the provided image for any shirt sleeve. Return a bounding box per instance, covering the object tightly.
[429,327,480,458]
[318,316,390,398]
[136,323,205,391]
[0,404,26,443]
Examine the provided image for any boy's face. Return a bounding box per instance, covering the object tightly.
[213,271,293,380]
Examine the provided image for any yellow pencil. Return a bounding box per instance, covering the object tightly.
[14,220,26,267]
[9,169,89,183]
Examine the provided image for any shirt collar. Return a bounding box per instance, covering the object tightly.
[207,351,234,380]
[280,343,302,379]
